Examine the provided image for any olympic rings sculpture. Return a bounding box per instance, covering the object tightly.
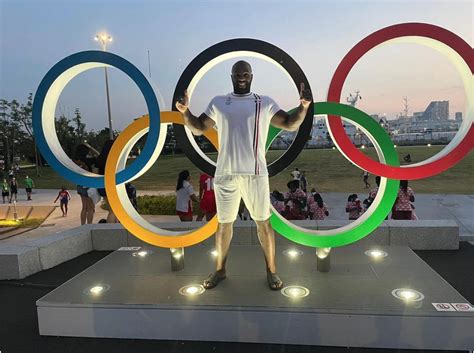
[32,22,473,249]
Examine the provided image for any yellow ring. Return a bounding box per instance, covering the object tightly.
[104,111,218,248]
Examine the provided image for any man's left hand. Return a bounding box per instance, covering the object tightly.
[299,83,312,109]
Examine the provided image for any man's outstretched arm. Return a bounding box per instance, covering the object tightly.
[175,90,215,136]
[270,83,312,132]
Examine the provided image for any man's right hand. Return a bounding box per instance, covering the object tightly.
[175,90,189,114]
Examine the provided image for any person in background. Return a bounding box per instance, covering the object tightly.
[290,167,301,180]
[176,170,199,222]
[1,178,9,204]
[9,177,18,203]
[346,193,362,220]
[74,144,96,225]
[392,180,415,220]
[308,193,329,220]
[284,180,307,220]
[270,190,286,216]
[361,170,370,189]
[300,171,308,193]
[23,175,35,201]
[363,175,381,212]
[238,199,251,221]
[54,186,71,217]
[198,173,216,221]
[96,140,117,223]
[125,182,138,210]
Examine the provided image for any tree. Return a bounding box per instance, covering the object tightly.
[55,114,76,157]
[73,108,86,145]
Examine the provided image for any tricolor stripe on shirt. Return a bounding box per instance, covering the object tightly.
[253,94,262,175]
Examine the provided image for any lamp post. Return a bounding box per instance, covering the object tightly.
[94,32,114,140]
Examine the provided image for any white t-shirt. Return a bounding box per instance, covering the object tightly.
[291,170,301,180]
[204,92,280,176]
[176,180,195,212]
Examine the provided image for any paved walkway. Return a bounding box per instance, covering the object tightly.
[1,189,473,245]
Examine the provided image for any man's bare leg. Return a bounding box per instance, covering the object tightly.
[203,221,233,289]
[256,219,283,290]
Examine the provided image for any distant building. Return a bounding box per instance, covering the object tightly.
[413,112,423,120]
[419,101,449,121]
[455,112,463,122]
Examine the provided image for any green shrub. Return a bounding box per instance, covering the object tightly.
[137,195,176,215]
[101,195,200,215]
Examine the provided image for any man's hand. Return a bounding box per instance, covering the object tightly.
[175,89,189,114]
[299,83,312,109]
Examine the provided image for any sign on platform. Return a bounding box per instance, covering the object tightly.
[451,303,474,312]
[432,303,456,311]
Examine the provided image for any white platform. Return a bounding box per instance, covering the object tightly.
[37,245,474,350]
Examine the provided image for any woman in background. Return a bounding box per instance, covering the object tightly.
[309,193,329,220]
[392,180,415,220]
[176,170,199,222]
[346,193,362,220]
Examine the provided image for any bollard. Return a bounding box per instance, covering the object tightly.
[170,247,185,271]
[316,247,331,272]
[13,201,18,220]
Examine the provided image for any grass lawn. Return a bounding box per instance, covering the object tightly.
[21,145,474,194]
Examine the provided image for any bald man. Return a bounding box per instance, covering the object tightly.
[176,60,312,290]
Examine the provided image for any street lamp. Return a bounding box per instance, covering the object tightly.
[94,32,114,140]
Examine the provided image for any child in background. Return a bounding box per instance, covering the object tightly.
[198,173,216,221]
[270,190,286,216]
[1,178,9,204]
[9,177,18,203]
[346,193,362,220]
[284,180,307,220]
[54,186,71,216]
[309,193,329,220]
[392,180,415,220]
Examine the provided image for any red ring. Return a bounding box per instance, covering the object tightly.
[327,23,474,180]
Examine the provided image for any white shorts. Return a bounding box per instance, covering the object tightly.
[214,175,271,223]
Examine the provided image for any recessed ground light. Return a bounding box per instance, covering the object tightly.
[132,250,152,257]
[84,284,110,295]
[283,249,303,258]
[365,249,388,258]
[392,288,424,302]
[281,285,310,298]
[179,284,205,296]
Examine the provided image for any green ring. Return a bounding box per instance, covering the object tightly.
[267,102,399,248]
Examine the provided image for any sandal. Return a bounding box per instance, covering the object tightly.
[203,271,227,289]
[266,270,283,290]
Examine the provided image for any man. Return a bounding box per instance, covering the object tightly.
[290,167,301,182]
[176,60,312,290]
[24,175,35,201]
[361,170,370,189]
[300,170,308,192]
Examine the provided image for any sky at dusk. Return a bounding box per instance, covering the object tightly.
[0,0,472,131]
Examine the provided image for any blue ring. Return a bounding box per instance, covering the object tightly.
[32,50,160,188]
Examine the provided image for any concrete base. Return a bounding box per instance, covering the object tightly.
[0,220,460,279]
[36,246,474,350]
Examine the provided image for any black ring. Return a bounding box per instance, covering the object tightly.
[172,38,313,177]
